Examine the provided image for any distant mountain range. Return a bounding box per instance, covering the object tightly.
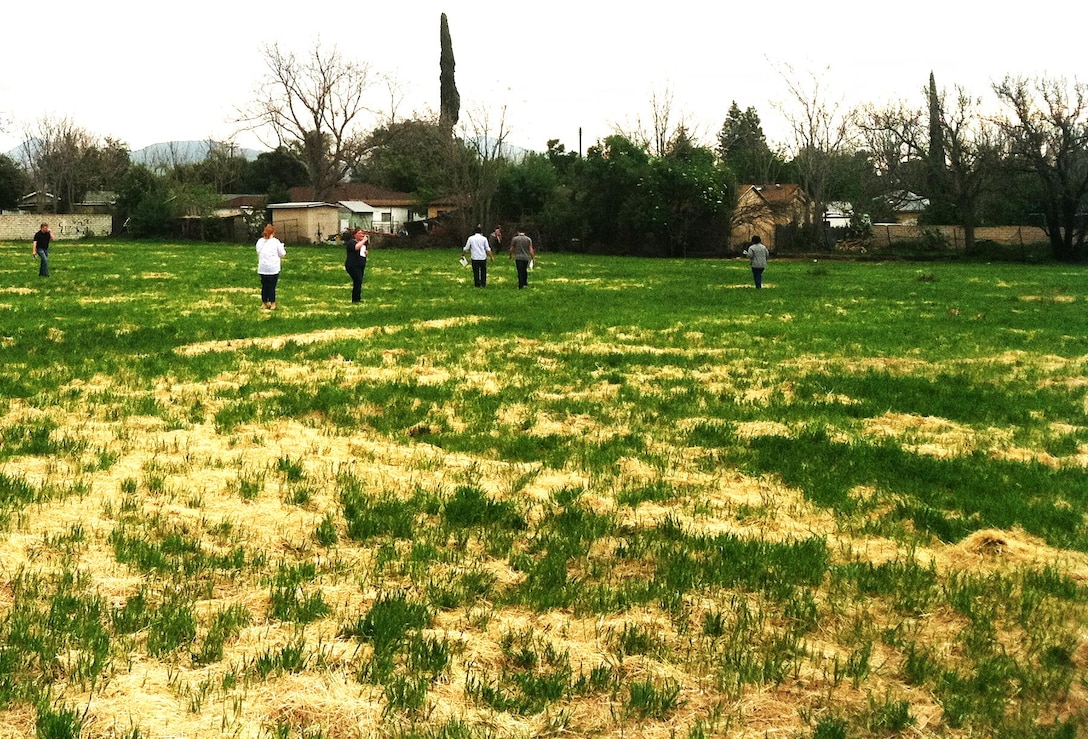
[4,140,264,167]
[129,141,264,167]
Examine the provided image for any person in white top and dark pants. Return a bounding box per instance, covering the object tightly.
[256,224,286,309]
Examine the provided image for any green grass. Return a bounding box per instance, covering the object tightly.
[0,240,1085,737]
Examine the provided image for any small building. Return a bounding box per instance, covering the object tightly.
[426,196,460,220]
[731,183,813,248]
[338,201,375,234]
[269,202,340,244]
[17,191,58,213]
[289,184,427,234]
[74,191,117,215]
[824,201,853,228]
[884,191,929,225]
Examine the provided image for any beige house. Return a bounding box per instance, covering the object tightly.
[289,184,428,235]
[731,183,812,249]
[269,202,340,244]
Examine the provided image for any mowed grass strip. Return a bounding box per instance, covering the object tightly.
[0,240,1085,738]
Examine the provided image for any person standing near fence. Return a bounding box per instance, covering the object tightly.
[742,235,769,289]
[463,225,494,287]
[256,224,286,310]
[32,223,52,277]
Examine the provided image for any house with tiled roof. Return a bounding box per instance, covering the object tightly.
[731,183,813,248]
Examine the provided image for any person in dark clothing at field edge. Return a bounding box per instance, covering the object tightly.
[32,223,52,277]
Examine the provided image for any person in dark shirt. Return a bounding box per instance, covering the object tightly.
[344,228,368,303]
[32,223,52,277]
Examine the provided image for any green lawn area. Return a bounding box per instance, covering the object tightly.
[0,240,1085,738]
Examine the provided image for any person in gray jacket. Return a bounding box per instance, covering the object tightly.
[508,226,536,289]
[742,235,769,288]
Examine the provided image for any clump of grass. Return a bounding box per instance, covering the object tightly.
[442,485,526,530]
[192,603,250,665]
[252,638,308,678]
[342,490,416,541]
[269,562,328,623]
[625,678,684,720]
[146,590,197,657]
[313,513,338,547]
[342,591,431,656]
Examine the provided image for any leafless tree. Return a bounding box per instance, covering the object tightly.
[615,85,697,157]
[447,104,511,232]
[993,75,1088,261]
[862,84,1001,251]
[21,116,128,214]
[238,42,390,202]
[775,64,856,234]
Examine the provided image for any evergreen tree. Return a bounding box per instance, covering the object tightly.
[716,102,784,185]
[925,72,956,223]
[439,13,460,130]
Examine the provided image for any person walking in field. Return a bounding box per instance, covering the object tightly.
[32,223,52,277]
[344,227,369,303]
[742,235,769,288]
[256,224,286,310]
[463,224,494,287]
[508,225,536,289]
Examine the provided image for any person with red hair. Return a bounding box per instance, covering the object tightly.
[256,224,286,309]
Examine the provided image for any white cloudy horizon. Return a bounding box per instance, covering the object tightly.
[2,2,1084,159]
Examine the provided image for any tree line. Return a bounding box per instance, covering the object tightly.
[2,34,1087,261]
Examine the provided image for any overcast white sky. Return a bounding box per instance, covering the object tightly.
[2,1,1084,157]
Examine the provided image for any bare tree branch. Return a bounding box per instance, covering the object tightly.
[237,42,390,202]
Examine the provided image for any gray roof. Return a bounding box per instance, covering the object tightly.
[338,200,374,213]
[268,201,338,209]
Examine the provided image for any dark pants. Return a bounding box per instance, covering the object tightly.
[345,259,366,302]
[472,259,488,287]
[515,259,529,288]
[752,267,765,289]
[260,272,279,303]
[37,247,49,277]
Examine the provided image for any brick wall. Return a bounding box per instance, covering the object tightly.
[866,223,1048,249]
[0,214,112,241]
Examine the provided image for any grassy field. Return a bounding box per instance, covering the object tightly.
[0,239,1085,738]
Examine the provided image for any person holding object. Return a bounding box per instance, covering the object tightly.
[256,224,286,310]
[508,225,536,289]
[463,224,493,287]
[742,235,769,289]
[344,227,368,303]
[32,222,52,277]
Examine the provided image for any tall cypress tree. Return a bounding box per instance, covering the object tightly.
[439,13,460,130]
[926,72,954,223]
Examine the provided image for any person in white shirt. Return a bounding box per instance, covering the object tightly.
[742,235,769,289]
[256,224,286,309]
[462,224,494,287]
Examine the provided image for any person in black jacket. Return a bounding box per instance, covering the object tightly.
[344,228,369,303]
